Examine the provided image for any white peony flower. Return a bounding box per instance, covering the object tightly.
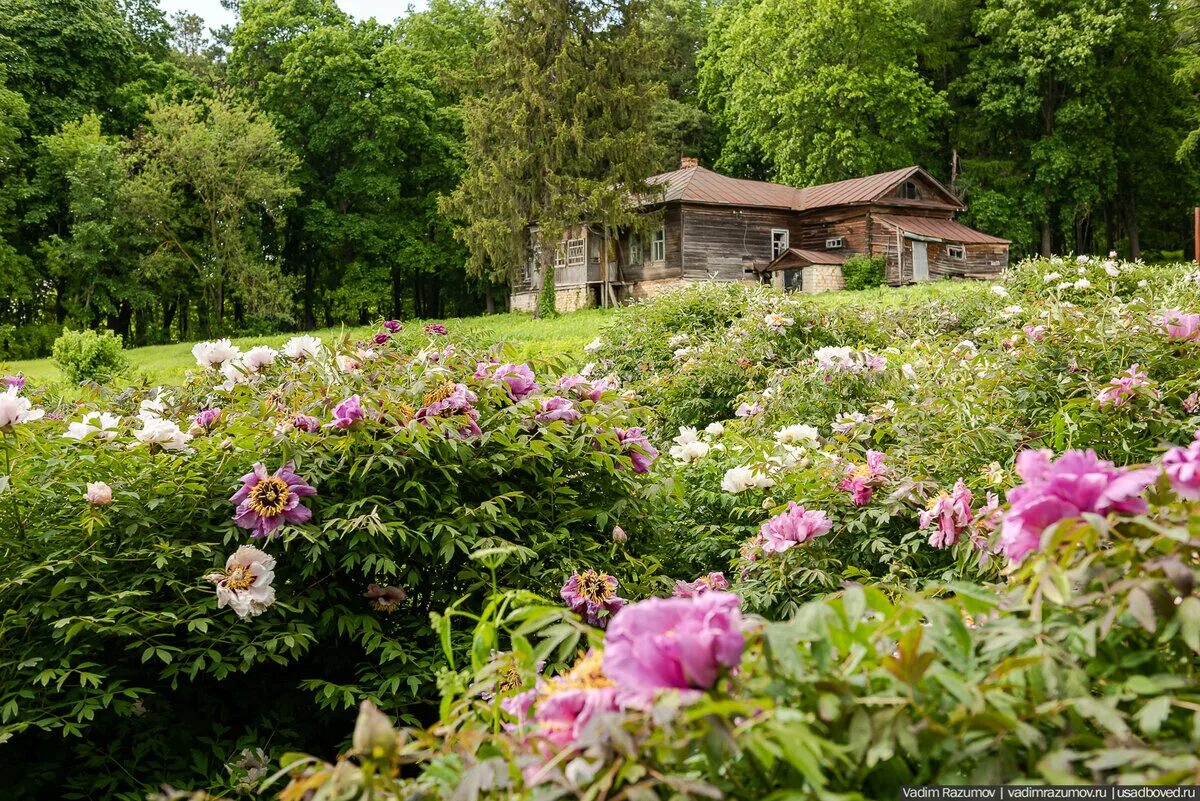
[336,354,361,373]
[0,386,44,429]
[989,285,1009,298]
[1057,282,1073,290]
[1073,278,1091,290]
[764,312,794,333]
[999,305,1023,319]
[1043,272,1061,282]
[206,545,276,619]
[673,426,700,446]
[191,339,241,370]
[667,333,690,348]
[705,422,724,437]
[63,411,121,441]
[774,424,820,447]
[901,363,918,381]
[242,346,278,373]
[721,465,775,493]
[584,337,603,353]
[670,440,710,463]
[133,416,192,451]
[139,390,174,417]
[283,335,323,361]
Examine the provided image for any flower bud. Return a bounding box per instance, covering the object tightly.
[352,700,398,762]
[85,481,113,506]
[612,525,627,543]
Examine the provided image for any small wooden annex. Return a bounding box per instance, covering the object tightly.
[510,160,1009,311]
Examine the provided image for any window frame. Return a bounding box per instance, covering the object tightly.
[771,228,790,258]
[947,244,965,260]
[901,181,921,200]
[825,236,844,250]
[565,238,586,268]
[651,228,666,263]
[629,231,642,265]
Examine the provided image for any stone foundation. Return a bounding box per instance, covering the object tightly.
[626,278,689,301]
[509,287,592,313]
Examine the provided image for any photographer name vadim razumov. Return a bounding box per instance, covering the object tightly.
[901,788,1199,801]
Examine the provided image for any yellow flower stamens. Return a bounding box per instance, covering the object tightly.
[422,382,457,407]
[225,564,255,591]
[248,476,291,517]
[576,569,613,604]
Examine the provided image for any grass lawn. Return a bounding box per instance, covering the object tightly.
[3,308,615,386]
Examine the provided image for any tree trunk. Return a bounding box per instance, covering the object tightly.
[162,300,177,342]
[1041,219,1052,257]
[485,284,495,315]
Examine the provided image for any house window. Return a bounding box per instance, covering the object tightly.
[629,232,642,265]
[771,229,789,258]
[565,238,585,267]
[825,237,843,250]
[554,248,565,269]
[651,228,666,262]
[901,181,921,200]
[947,244,965,259]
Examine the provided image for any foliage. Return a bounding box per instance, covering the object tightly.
[840,254,886,290]
[537,260,557,319]
[50,328,130,384]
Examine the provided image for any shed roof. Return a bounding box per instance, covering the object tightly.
[875,214,1011,245]
[757,248,848,273]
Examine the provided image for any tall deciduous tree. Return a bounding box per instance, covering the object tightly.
[444,0,667,285]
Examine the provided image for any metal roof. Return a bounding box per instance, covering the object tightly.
[875,214,1011,245]
[641,165,963,212]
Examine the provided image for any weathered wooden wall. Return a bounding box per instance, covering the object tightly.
[679,203,793,280]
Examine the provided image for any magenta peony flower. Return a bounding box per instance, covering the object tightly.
[494,363,538,401]
[583,376,617,402]
[424,323,448,336]
[560,569,626,627]
[614,427,658,474]
[1163,432,1200,500]
[416,382,481,437]
[838,450,888,506]
[2,375,24,389]
[919,479,974,548]
[1096,364,1153,408]
[603,592,745,694]
[535,396,581,423]
[292,413,321,433]
[1156,310,1200,342]
[999,449,1157,563]
[528,651,617,749]
[230,461,318,538]
[673,572,730,597]
[372,332,391,345]
[193,407,222,431]
[759,502,832,553]
[383,319,402,332]
[330,394,365,429]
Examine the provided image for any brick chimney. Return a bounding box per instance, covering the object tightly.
[680,156,699,169]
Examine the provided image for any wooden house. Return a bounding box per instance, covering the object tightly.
[510,159,1009,311]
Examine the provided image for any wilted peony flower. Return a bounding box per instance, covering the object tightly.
[230,461,317,538]
[424,323,448,336]
[705,422,724,437]
[193,407,221,432]
[63,411,121,441]
[999,448,1157,563]
[282,335,322,361]
[241,346,278,373]
[990,285,1009,298]
[1022,324,1047,342]
[560,569,626,627]
[132,415,192,451]
[85,481,113,505]
[614,427,658,473]
[759,502,832,553]
[494,363,538,401]
[838,450,888,505]
[330,394,365,429]
[774,424,819,447]
[0,386,45,431]
[604,592,744,694]
[191,339,241,370]
[205,545,276,619]
[673,572,730,597]
[363,583,407,613]
[335,354,361,372]
[919,479,973,548]
[764,312,794,333]
[1156,310,1200,342]
[1096,363,1154,408]
[292,413,321,433]
[535,396,581,423]
[1162,432,1200,500]
[721,465,774,494]
[352,700,400,762]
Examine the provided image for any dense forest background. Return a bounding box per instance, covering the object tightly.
[3,0,1200,357]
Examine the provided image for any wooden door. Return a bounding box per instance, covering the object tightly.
[911,240,929,282]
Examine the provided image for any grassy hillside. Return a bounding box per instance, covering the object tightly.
[2,309,614,385]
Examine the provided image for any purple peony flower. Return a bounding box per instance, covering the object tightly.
[415,382,481,437]
[383,320,402,332]
[363,583,407,613]
[919,479,973,549]
[999,449,1157,563]
[603,592,745,694]
[759,502,832,554]
[424,323,448,336]
[230,461,318,538]
[494,363,538,402]
[614,427,658,474]
[560,569,626,627]
[583,376,617,402]
[372,332,391,345]
[330,394,365,429]
[2,375,25,389]
[1163,432,1200,500]
[535,396,581,424]
[293,413,321,433]
[193,407,222,431]
[673,572,730,597]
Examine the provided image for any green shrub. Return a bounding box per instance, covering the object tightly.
[538,264,557,318]
[50,328,130,384]
[0,322,63,360]
[841,254,886,290]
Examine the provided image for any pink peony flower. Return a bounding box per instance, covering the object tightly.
[584,376,617,402]
[1022,324,1047,342]
[838,450,888,506]
[1156,310,1200,342]
[85,481,113,506]
[560,569,626,627]
[424,323,448,336]
[603,592,744,694]
[3,375,24,389]
[193,407,222,431]
[292,413,321,433]
[528,651,617,750]
[999,449,1157,563]
[535,396,581,423]
[230,461,318,538]
[614,427,658,473]
[363,583,407,613]
[494,363,538,401]
[673,572,730,597]
[416,382,481,437]
[383,320,402,332]
[919,479,974,548]
[372,332,391,345]
[1096,364,1154,408]
[759,502,832,553]
[330,394,365,429]
[1163,432,1200,500]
